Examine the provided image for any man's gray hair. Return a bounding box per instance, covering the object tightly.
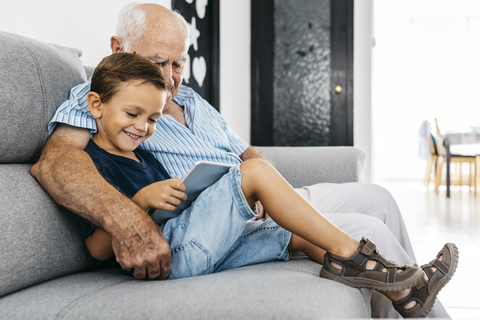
[116,3,190,53]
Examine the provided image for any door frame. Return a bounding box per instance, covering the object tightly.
[250,0,354,146]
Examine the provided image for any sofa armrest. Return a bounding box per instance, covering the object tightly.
[255,146,365,188]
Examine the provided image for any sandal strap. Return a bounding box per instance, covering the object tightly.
[387,268,397,284]
[374,263,384,271]
[433,260,449,275]
[394,281,428,309]
[352,238,376,265]
[422,258,449,280]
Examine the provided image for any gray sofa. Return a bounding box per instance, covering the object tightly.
[0,31,371,319]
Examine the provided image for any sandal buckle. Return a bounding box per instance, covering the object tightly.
[360,238,377,256]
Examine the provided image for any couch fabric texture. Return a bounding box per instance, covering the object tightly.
[0,31,370,319]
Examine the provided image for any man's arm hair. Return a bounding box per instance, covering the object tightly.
[31,124,171,279]
[31,124,140,228]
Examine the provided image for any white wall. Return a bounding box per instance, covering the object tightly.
[219,1,251,143]
[354,0,373,183]
[0,1,370,153]
[0,0,251,143]
[0,0,170,67]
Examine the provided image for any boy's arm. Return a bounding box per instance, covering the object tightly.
[132,179,187,212]
[31,124,171,280]
[85,228,114,261]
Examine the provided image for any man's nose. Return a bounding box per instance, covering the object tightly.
[162,65,175,89]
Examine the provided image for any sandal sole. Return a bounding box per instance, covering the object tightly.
[405,243,459,318]
[319,264,424,292]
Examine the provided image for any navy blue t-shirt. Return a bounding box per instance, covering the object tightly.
[79,140,171,241]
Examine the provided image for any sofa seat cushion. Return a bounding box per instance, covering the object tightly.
[0,259,371,319]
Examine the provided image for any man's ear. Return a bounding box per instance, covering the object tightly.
[110,36,124,53]
[87,92,103,119]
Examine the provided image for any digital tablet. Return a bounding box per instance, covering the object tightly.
[152,161,234,224]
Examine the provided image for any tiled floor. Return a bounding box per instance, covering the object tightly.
[377,180,480,320]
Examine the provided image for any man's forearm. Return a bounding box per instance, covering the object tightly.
[31,126,152,234]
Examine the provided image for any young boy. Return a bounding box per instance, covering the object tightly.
[82,53,458,318]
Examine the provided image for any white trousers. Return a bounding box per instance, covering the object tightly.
[295,183,450,319]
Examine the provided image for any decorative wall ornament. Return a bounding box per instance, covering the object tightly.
[172,0,220,110]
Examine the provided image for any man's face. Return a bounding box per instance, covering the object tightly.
[130,26,188,102]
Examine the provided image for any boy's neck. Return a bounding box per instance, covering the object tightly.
[92,134,141,162]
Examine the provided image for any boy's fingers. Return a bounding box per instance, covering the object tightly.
[170,179,186,191]
[171,189,187,200]
[165,196,182,206]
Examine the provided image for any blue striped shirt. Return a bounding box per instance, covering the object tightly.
[48,80,249,178]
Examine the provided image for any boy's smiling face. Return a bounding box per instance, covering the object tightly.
[88,80,167,159]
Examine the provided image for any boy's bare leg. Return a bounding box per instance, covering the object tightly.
[240,159,415,306]
[240,159,360,258]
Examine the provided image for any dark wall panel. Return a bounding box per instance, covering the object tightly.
[274,0,331,146]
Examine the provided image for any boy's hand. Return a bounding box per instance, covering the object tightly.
[132,178,187,212]
[255,200,270,220]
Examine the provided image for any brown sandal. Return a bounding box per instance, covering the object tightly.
[320,238,424,291]
[393,243,459,318]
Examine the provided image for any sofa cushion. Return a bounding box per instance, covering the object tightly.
[0,165,100,298]
[0,31,87,164]
[0,259,371,319]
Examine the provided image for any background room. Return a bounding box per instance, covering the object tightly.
[1,0,479,318]
[373,1,480,319]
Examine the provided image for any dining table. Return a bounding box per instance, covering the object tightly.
[442,131,480,197]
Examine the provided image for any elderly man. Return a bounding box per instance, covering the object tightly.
[31,4,449,318]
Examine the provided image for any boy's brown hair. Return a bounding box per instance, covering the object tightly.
[90,53,168,103]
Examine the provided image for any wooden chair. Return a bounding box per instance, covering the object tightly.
[423,134,438,188]
[433,119,479,194]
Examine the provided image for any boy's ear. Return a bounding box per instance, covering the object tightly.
[87,92,103,119]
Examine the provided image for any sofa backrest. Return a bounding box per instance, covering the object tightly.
[0,31,87,164]
[0,32,99,298]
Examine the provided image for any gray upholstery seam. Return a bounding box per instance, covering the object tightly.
[55,278,133,320]
[22,42,48,159]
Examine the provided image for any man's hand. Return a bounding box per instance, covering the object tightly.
[112,217,172,280]
[132,178,187,212]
